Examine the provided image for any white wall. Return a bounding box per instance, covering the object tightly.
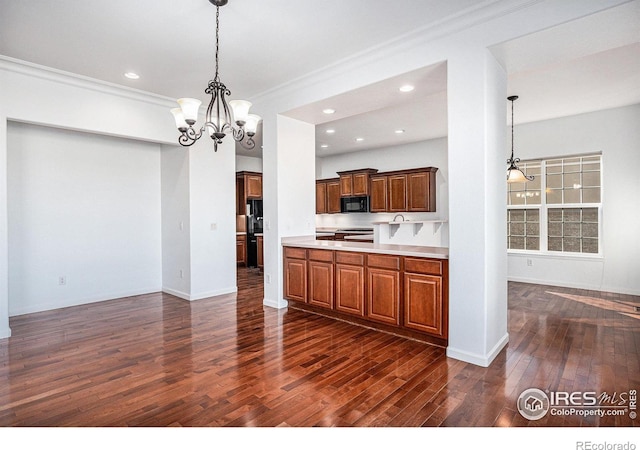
[188,137,237,299]
[508,104,640,295]
[236,155,262,173]
[316,139,449,246]
[7,122,162,315]
[161,145,191,298]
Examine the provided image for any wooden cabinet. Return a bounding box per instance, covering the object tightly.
[257,235,264,269]
[284,247,307,303]
[326,180,341,213]
[282,246,448,342]
[316,181,328,214]
[387,174,408,212]
[308,250,334,309]
[370,175,387,213]
[337,169,378,197]
[335,252,365,317]
[236,171,262,214]
[366,254,401,326]
[403,257,447,338]
[236,235,246,265]
[315,178,341,214]
[407,168,437,212]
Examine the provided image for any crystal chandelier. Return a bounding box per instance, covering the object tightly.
[507,95,533,183]
[170,0,261,152]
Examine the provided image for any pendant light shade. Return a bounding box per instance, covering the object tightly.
[507,95,533,183]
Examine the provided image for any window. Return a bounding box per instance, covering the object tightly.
[507,154,601,255]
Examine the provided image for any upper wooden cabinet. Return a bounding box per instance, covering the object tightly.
[316,167,437,214]
[316,178,341,214]
[337,169,378,197]
[372,167,437,213]
[236,171,262,214]
[316,181,328,214]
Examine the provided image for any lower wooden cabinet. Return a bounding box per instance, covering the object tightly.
[257,235,264,269]
[335,264,365,316]
[367,267,400,326]
[284,250,307,303]
[308,260,334,309]
[404,273,444,336]
[236,235,246,265]
[282,246,448,342]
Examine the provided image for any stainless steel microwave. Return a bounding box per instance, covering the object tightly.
[340,196,369,213]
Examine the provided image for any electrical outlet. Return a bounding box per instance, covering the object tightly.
[265,274,271,284]
[58,276,66,285]
[179,269,184,279]
[211,223,217,231]
[526,259,533,267]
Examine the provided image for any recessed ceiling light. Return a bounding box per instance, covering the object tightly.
[322,108,336,115]
[395,129,405,134]
[320,144,328,148]
[326,129,335,134]
[355,137,364,142]
[399,85,414,92]
[124,72,140,80]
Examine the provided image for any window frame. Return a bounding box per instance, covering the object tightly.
[507,153,603,258]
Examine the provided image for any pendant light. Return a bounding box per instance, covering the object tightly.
[507,95,533,183]
[170,0,261,152]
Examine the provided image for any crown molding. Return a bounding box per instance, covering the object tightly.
[249,0,543,107]
[0,55,177,109]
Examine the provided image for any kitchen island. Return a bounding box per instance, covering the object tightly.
[282,236,449,347]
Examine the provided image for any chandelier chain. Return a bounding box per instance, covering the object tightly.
[214,6,220,81]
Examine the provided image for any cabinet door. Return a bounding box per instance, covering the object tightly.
[236,177,245,215]
[352,173,369,196]
[370,176,387,212]
[404,273,444,337]
[316,182,328,214]
[387,174,408,212]
[326,181,342,213]
[340,174,353,197]
[257,236,264,268]
[245,174,262,199]
[367,268,400,326]
[308,261,334,309]
[335,264,365,316]
[408,171,435,212]
[236,236,246,265]
[284,258,307,302]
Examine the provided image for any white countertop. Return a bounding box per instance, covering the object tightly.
[282,236,448,259]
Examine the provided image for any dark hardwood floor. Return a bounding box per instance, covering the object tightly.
[0,267,638,426]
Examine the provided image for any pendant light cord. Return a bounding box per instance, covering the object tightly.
[510,97,515,161]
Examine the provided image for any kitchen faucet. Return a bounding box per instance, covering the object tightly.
[393,214,405,222]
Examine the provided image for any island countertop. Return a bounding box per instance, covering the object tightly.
[282,236,448,259]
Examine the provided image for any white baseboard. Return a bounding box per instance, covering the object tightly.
[9,286,163,317]
[0,327,11,339]
[162,286,237,301]
[263,297,288,309]
[446,332,509,367]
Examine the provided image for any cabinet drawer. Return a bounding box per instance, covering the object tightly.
[335,251,365,266]
[404,258,443,276]
[308,249,334,262]
[284,247,306,259]
[367,254,401,270]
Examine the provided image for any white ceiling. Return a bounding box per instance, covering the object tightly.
[1,0,639,158]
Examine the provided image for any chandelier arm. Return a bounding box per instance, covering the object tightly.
[178,126,204,147]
